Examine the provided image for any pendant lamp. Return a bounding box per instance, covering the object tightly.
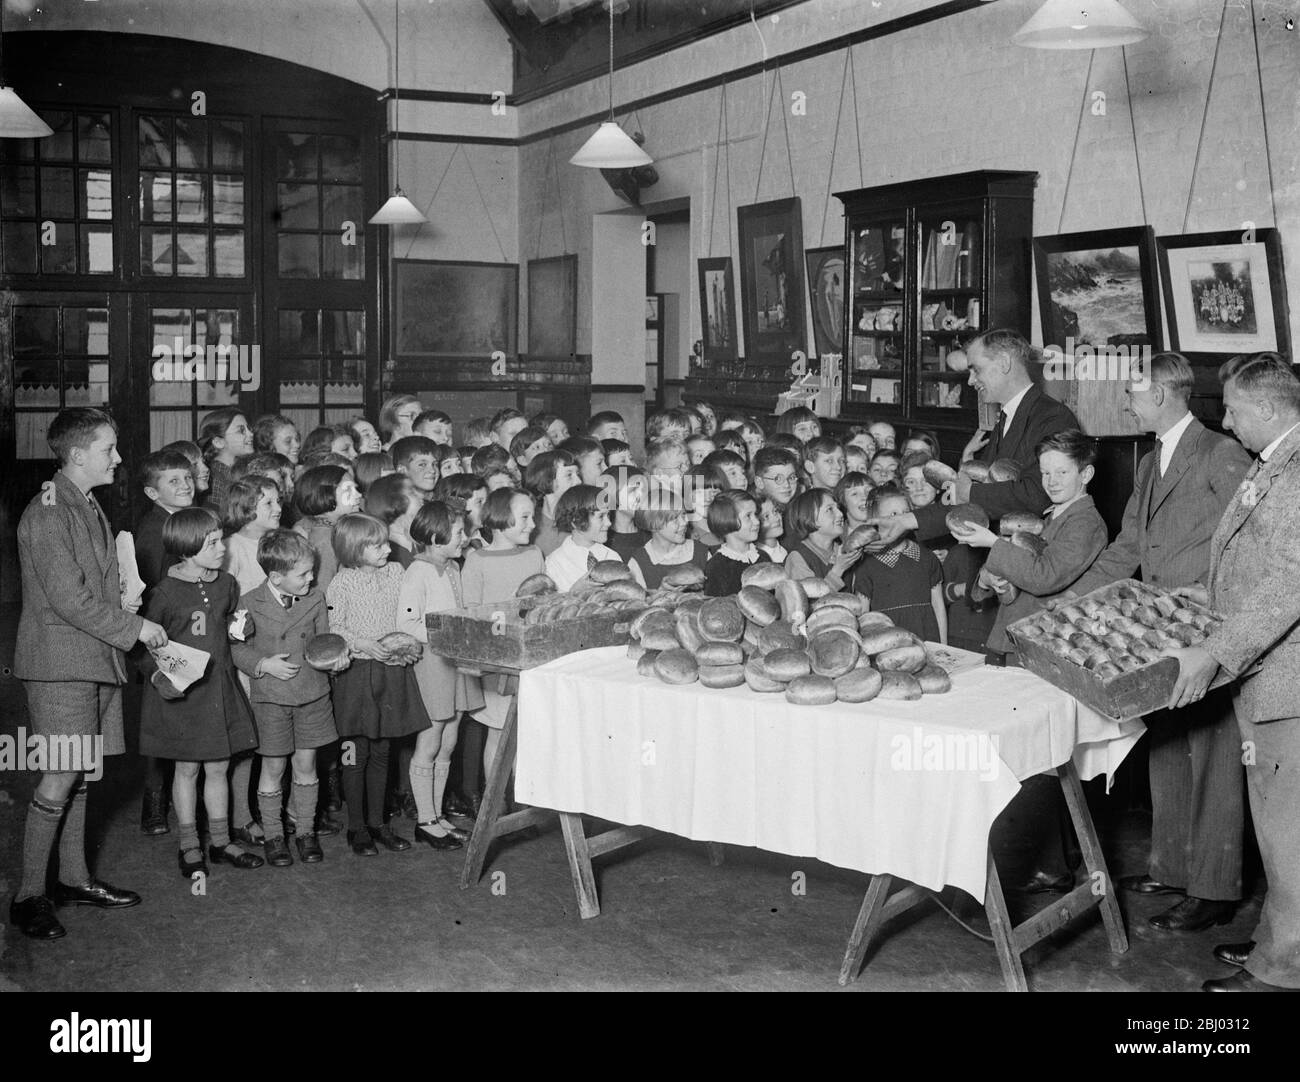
[1012,0,1148,49]
[370,0,426,225]
[570,1,652,168]
[0,4,52,138]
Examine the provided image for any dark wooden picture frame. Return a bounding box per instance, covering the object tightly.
[527,254,578,358]
[804,245,847,358]
[1033,225,1162,352]
[737,197,806,367]
[1157,228,1291,363]
[394,258,518,361]
[697,256,738,362]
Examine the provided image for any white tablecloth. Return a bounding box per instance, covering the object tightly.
[516,647,1144,900]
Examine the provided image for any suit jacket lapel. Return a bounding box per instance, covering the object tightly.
[1212,427,1300,565]
[1146,421,1201,523]
[57,473,110,581]
[249,583,315,634]
[984,385,1038,463]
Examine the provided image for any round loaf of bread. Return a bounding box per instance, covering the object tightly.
[860,626,920,656]
[988,458,1022,482]
[915,663,952,693]
[635,650,661,678]
[784,674,837,706]
[775,579,809,624]
[857,611,895,633]
[675,595,707,618]
[632,608,675,640]
[305,633,349,670]
[654,648,699,685]
[744,657,786,693]
[695,640,744,667]
[756,621,802,655]
[641,627,681,653]
[922,460,959,489]
[515,572,558,597]
[379,631,423,664]
[627,642,647,661]
[945,503,990,533]
[805,606,858,638]
[813,592,865,616]
[959,461,991,483]
[801,578,832,600]
[999,511,1044,537]
[764,647,811,682]
[738,585,781,626]
[675,609,706,653]
[876,643,927,673]
[740,562,789,590]
[877,671,923,700]
[603,579,647,603]
[809,628,860,678]
[700,662,745,689]
[568,576,599,599]
[843,524,883,556]
[662,564,706,591]
[1008,531,1048,556]
[834,666,883,703]
[589,559,632,585]
[699,597,745,642]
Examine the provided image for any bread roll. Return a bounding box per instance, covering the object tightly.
[876,643,927,673]
[662,564,706,591]
[632,608,675,641]
[801,579,832,600]
[700,663,745,689]
[568,576,599,599]
[695,641,744,667]
[699,597,745,642]
[834,666,883,703]
[784,674,837,706]
[915,663,952,693]
[1154,594,1181,618]
[603,579,647,603]
[998,512,1044,537]
[641,627,681,653]
[676,609,706,652]
[654,648,699,685]
[808,629,860,678]
[757,621,802,655]
[844,524,882,555]
[877,671,923,700]
[945,503,990,533]
[922,460,959,489]
[1008,531,1048,556]
[805,606,858,638]
[857,611,895,633]
[1131,643,1163,664]
[814,591,865,616]
[859,627,920,656]
[1093,661,1122,679]
[764,648,811,682]
[676,595,707,617]
[988,458,1021,482]
[627,642,647,661]
[744,657,786,692]
[1142,628,1180,650]
[959,461,991,483]
[515,572,558,597]
[1135,605,1163,626]
[305,633,349,670]
[740,563,789,590]
[738,585,781,627]
[775,579,809,625]
[1169,624,1205,646]
[1171,608,1198,626]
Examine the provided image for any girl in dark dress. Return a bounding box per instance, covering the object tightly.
[139,507,264,879]
[703,491,770,597]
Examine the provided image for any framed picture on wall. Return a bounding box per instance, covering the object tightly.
[804,245,846,358]
[737,197,806,367]
[1033,226,1162,353]
[527,254,578,358]
[394,259,518,360]
[1157,228,1291,361]
[697,256,738,362]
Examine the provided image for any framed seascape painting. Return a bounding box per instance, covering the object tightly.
[697,256,738,363]
[737,197,806,367]
[1033,226,1162,353]
[1157,228,1291,361]
[527,254,578,358]
[804,245,846,358]
[394,259,518,361]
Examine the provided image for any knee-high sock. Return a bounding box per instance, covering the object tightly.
[229,755,256,829]
[341,736,370,832]
[209,816,230,849]
[291,780,318,831]
[57,784,91,886]
[433,762,451,820]
[177,820,201,855]
[18,794,68,901]
[410,762,435,823]
[365,738,391,831]
[258,790,284,840]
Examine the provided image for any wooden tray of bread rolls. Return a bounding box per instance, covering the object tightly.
[1006,579,1230,721]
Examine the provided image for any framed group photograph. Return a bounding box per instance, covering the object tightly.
[804,245,846,358]
[1157,228,1291,361]
[394,259,518,361]
[527,254,578,358]
[1033,226,1162,352]
[737,197,806,367]
[697,256,738,362]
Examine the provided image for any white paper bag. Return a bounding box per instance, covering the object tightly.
[116,531,146,611]
[149,640,211,693]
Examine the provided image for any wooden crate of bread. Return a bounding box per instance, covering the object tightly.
[425,595,634,671]
[1006,579,1230,720]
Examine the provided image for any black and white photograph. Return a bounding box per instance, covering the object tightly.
[2,0,1300,1034]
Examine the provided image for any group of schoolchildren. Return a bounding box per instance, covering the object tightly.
[121,392,1104,880]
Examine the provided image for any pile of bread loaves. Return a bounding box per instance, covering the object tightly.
[514,562,655,623]
[1009,581,1222,678]
[626,562,952,705]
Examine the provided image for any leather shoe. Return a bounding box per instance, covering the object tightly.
[9,895,67,940]
[1119,874,1184,896]
[263,835,293,868]
[1213,941,1255,967]
[231,824,265,846]
[50,879,141,909]
[314,811,343,837]
[444,790,476,819]
[1148,896,1235,932]
[1017,869,1074,894]
[372,824,411,852]
[348,829,378,856]
[179,848,208,878]
[437,818,471,842]
[140,789,169,836]
[414,824,463,851]
[295,833,323,863]
[207,844,265,870]
[1203,971,1299,992]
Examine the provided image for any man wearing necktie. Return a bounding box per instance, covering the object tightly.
[1163,353,1300,993]
[1068,354,1251,933]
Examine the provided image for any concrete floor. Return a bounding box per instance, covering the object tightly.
[0,606,1262,992]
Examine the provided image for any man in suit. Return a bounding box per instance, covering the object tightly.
[9,408,169,941]
[1164,353,1300,992]
[1068,353,1251,931]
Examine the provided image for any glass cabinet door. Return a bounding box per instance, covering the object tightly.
[847,218,907,411]
[915,203,982,416]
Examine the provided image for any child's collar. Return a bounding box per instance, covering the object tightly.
[168,564,218,583]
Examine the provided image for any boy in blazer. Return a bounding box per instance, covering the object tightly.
[1165,354,1300,992]
[231,529,347,866]
[10,409,168,941]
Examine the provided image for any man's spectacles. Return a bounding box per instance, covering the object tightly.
[761,474,797,486]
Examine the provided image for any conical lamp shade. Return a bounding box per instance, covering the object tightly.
[1012,0,1147,49]
[0,86,54,137]
[569,121,653,169]
[368,190,426,225]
